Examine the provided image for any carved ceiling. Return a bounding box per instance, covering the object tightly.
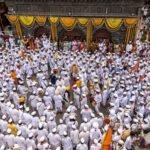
[5,0,144,17]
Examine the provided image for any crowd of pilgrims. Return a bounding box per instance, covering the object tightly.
[0,33,150,150]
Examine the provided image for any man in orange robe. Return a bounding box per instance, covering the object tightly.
[10,70,18,85]
[102,118,112,150]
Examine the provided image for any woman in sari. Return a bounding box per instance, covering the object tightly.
[72,39,78,51]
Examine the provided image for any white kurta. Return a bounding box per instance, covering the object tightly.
[62,136,73,150]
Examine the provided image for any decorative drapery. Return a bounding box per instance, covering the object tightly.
[124,18,138,44]
[35,16,47,25]
[78,18,88,27]
[86,19,93,49]
[130,26,135,41]
[60,17,77,31]
[125,26,136,44]
[50,22,58,42]
[125,27,131,44]
[7,16,138,30]
[92,18,104,28]
[6,15,22,37]
[6,15,139,46]
[19,16,35,28]
[48,17,59,42]
[48,17,59,24]
[105,18,122,31]
[6,15,18,24]
[15,21,23,37]
[124,18,138,27]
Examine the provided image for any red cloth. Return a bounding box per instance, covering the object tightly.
[71,82,76,88]
[89,97,95,102]
[79,42,84,51]
[29,38,35,50]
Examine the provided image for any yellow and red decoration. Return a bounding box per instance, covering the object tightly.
[6,15,138,46]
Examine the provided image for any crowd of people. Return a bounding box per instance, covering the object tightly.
[0,32,149,150]
[138,1,149,42]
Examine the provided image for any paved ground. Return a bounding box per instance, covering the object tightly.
[55,98,110,125]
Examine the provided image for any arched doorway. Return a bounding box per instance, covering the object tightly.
[34,26,49,38]
[59,28,86,41]
[93,29,112,42]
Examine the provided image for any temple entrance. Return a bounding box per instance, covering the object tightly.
[34,26,49,38]
[59,28,85,41]
[93,29,112,42]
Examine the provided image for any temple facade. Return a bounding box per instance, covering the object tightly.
[4,0,144,43]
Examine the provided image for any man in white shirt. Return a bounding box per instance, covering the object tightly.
[124,132,135,150]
